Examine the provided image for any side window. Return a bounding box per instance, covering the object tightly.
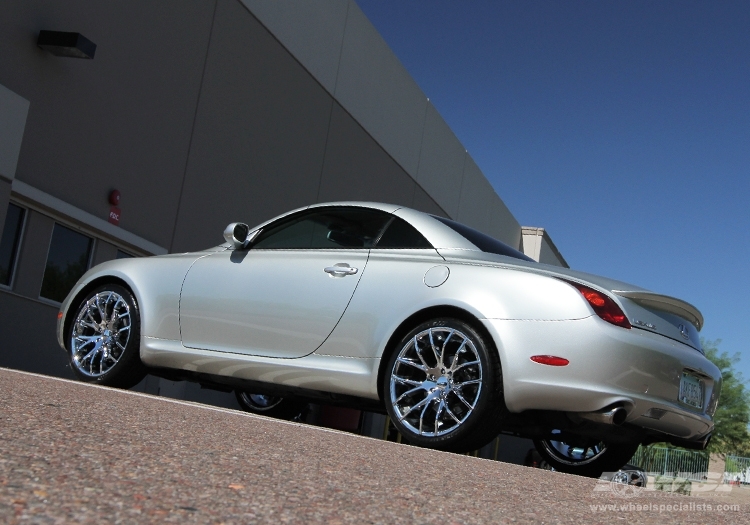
[0,203,26,286]
[40,224,93,302]
[252,207,392,249]
[374,217,433,249]
[251,211,316,249]
[432,215,535,262]
[116,250,134,259]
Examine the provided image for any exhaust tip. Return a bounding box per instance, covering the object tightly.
[611,407,627,426]
[574,406,628,426]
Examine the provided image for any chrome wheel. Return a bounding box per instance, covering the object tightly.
[70,291,132,377]
[539,431,607,466]
[389,326,483,437]
[534,434,640,478]
[234,390,307,420]
[238,392,284,411]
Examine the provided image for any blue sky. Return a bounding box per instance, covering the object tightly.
[356,1,750,380]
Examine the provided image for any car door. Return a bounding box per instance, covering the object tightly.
[179,206,393,358]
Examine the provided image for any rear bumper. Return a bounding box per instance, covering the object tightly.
[481,316,721,442]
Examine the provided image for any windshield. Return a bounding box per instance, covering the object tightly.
[432,216,536,263]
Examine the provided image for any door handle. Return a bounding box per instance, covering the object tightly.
[324,265,358,276]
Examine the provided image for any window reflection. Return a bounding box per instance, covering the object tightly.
[253,207,392,249]
[40,224,93,302]
[0,204,25,286]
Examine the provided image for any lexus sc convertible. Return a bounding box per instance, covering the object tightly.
[56,202,721,477]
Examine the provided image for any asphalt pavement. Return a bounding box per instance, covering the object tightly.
[0,368,745,524]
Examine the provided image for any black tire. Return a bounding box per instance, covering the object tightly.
[66,283,146,388]
[235,391,307,420]
[383,318,507,452]
[533,436,640,478]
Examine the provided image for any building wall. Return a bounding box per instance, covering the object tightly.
[521,227,569,268]
[0,83,29,234]
[0,0,521,256]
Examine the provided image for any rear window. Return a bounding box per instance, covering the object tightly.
[374,217,432,249]
[432,216,535,262]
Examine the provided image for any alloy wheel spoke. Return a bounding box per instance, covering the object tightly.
[412,337,431,369]
[434,399,446,434]
[78,320,99,331]
[399,390,438,421]
[444,403,462,424]
[95,295,105,322]
[428,329,441,367]
[452,389,475,410]
[76,334,102,343]
[395,385,426,404]
[418,397,434,435]
[397,357,427,372]
[447,339,466,370]
[454,378,481,388]
[393,376,424,387]
[80,341,103,364]
[451,358,479,373]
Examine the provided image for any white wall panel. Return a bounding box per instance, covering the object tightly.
[416,102,466,218]
[240,0,348,95]
[334,2,427,178]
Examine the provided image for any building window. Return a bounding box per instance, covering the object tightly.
[40,224,93,302]
[116,250,133,259]
[0,203,26,287]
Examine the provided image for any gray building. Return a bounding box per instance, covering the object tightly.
[0,1,566,460]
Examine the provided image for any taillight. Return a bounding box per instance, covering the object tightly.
[562,280,631,329]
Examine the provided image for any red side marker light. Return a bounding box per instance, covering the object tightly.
[57,312,63,320]
[530,355,569,366]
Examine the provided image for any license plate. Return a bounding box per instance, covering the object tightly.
[679,372,704,409]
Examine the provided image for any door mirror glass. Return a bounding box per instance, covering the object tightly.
[223,223,249,248]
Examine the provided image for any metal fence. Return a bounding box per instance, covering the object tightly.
[629,446,709,482]
[724,455,750,484]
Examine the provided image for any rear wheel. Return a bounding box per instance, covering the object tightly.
[67,284,146,388]
[533,432,639,478]
[383,318,506,452]
[235,391,307,420]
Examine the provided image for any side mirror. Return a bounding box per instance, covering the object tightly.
[223,223,250,248]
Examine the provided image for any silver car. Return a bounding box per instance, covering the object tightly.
[56,202,721,477]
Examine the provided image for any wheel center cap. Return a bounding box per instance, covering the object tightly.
[436,376,450,389]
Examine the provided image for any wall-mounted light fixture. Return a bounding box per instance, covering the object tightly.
[37,31,96,59]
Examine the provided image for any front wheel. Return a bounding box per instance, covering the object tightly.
[533,433,640,478]
[383,318,506,452]
[67,283,146,388]
[235,391,307,420]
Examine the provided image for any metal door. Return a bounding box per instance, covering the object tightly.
[179,249,368,358]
